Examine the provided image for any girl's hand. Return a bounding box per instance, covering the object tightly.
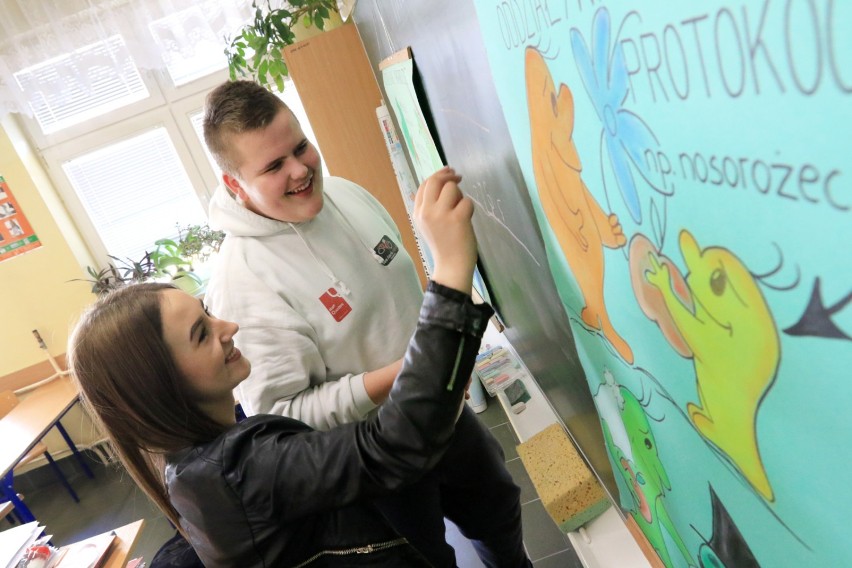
[414,166,477,293]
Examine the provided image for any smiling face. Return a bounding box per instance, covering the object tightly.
[159,289,251,408]
[223,108,324,223]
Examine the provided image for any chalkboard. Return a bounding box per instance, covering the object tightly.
[353,0,616,497]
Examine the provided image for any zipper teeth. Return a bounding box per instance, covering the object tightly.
[447,335,466,391]
[291,538,408,568]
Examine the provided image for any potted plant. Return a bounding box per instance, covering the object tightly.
[150,224,226,295]
[75,224,225,297]
[225,0,340,91]
[174,223,226,264]
[149,238,202,294]
[74,252,158,296]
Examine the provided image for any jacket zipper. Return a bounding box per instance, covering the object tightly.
[291,537,408,567]
[447,336,466,391]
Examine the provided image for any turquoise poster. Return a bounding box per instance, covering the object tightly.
[473,1,851,566]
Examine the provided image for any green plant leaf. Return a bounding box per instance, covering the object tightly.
[175,271,203,285]
[156,258,186,269]
[258,59,269,84]
[225,0,339,89]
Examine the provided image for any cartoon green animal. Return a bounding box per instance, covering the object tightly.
[644,229,779,501]
[602,386,694,568]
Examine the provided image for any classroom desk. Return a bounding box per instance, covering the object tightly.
[58,519,146,568]
[0,376,94,522]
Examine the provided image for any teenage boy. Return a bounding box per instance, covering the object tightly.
[203,80,529,568]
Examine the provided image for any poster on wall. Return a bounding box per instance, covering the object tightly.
[376,101,434,276]
[381,53,496,308]
[0,176,41,262]
[473,1,851,567]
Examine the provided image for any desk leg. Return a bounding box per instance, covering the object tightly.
[55,421,95,479]
[1,475,36,524]
[43,452,80,503]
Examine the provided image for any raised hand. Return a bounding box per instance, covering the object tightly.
[414,166,477,293]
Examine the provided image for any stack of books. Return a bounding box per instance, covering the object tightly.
[0,522,115,568]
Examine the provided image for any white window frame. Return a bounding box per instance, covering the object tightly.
[39,80,219,263]
[169,93,222,191]
[23,45,323,267]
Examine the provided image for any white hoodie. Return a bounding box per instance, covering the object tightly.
[205,177,423,430]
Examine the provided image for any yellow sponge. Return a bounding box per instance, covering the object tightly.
[517,423,610,533]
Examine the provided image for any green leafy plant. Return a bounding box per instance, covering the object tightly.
[149,238,197,280]
[74,224,225,296]
[73,253,157,295]
[175,224,226,264]
[225,0,338,91]
[149,224,225,285]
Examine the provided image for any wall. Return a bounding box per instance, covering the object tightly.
[0,122,94,383]
[0,118,103,455]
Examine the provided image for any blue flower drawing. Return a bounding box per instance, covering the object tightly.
[570,8,666,224]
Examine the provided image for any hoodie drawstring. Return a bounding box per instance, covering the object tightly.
[288,221,352,298]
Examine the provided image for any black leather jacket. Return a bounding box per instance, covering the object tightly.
[165,283,493,567]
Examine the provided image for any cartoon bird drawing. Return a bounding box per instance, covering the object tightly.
[525,46,633,363]
[640,229,779,501]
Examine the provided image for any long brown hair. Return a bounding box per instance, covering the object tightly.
[68,283,228,531]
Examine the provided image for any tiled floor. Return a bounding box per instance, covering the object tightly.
[6,399,583,566]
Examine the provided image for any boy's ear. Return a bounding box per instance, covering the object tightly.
[223,173,248,202]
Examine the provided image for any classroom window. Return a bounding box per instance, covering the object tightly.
[149,7,228,87]
[189,109,222,178]
[14,35,149,136]
[9,3,324,266]
[37,73,326,264]
[62,127,207,262]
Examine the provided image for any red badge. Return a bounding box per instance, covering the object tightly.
[319,287,352,322]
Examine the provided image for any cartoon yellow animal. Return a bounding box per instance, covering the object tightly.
[644,229,778,501]
[525,47,633,363]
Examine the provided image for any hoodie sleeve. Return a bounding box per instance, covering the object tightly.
[205,252,378,431]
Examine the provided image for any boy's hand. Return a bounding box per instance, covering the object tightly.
[414,166,477,294]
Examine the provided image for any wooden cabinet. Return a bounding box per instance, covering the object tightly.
[284,23,426,286]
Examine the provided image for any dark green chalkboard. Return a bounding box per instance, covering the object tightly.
[354,0,617,498]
